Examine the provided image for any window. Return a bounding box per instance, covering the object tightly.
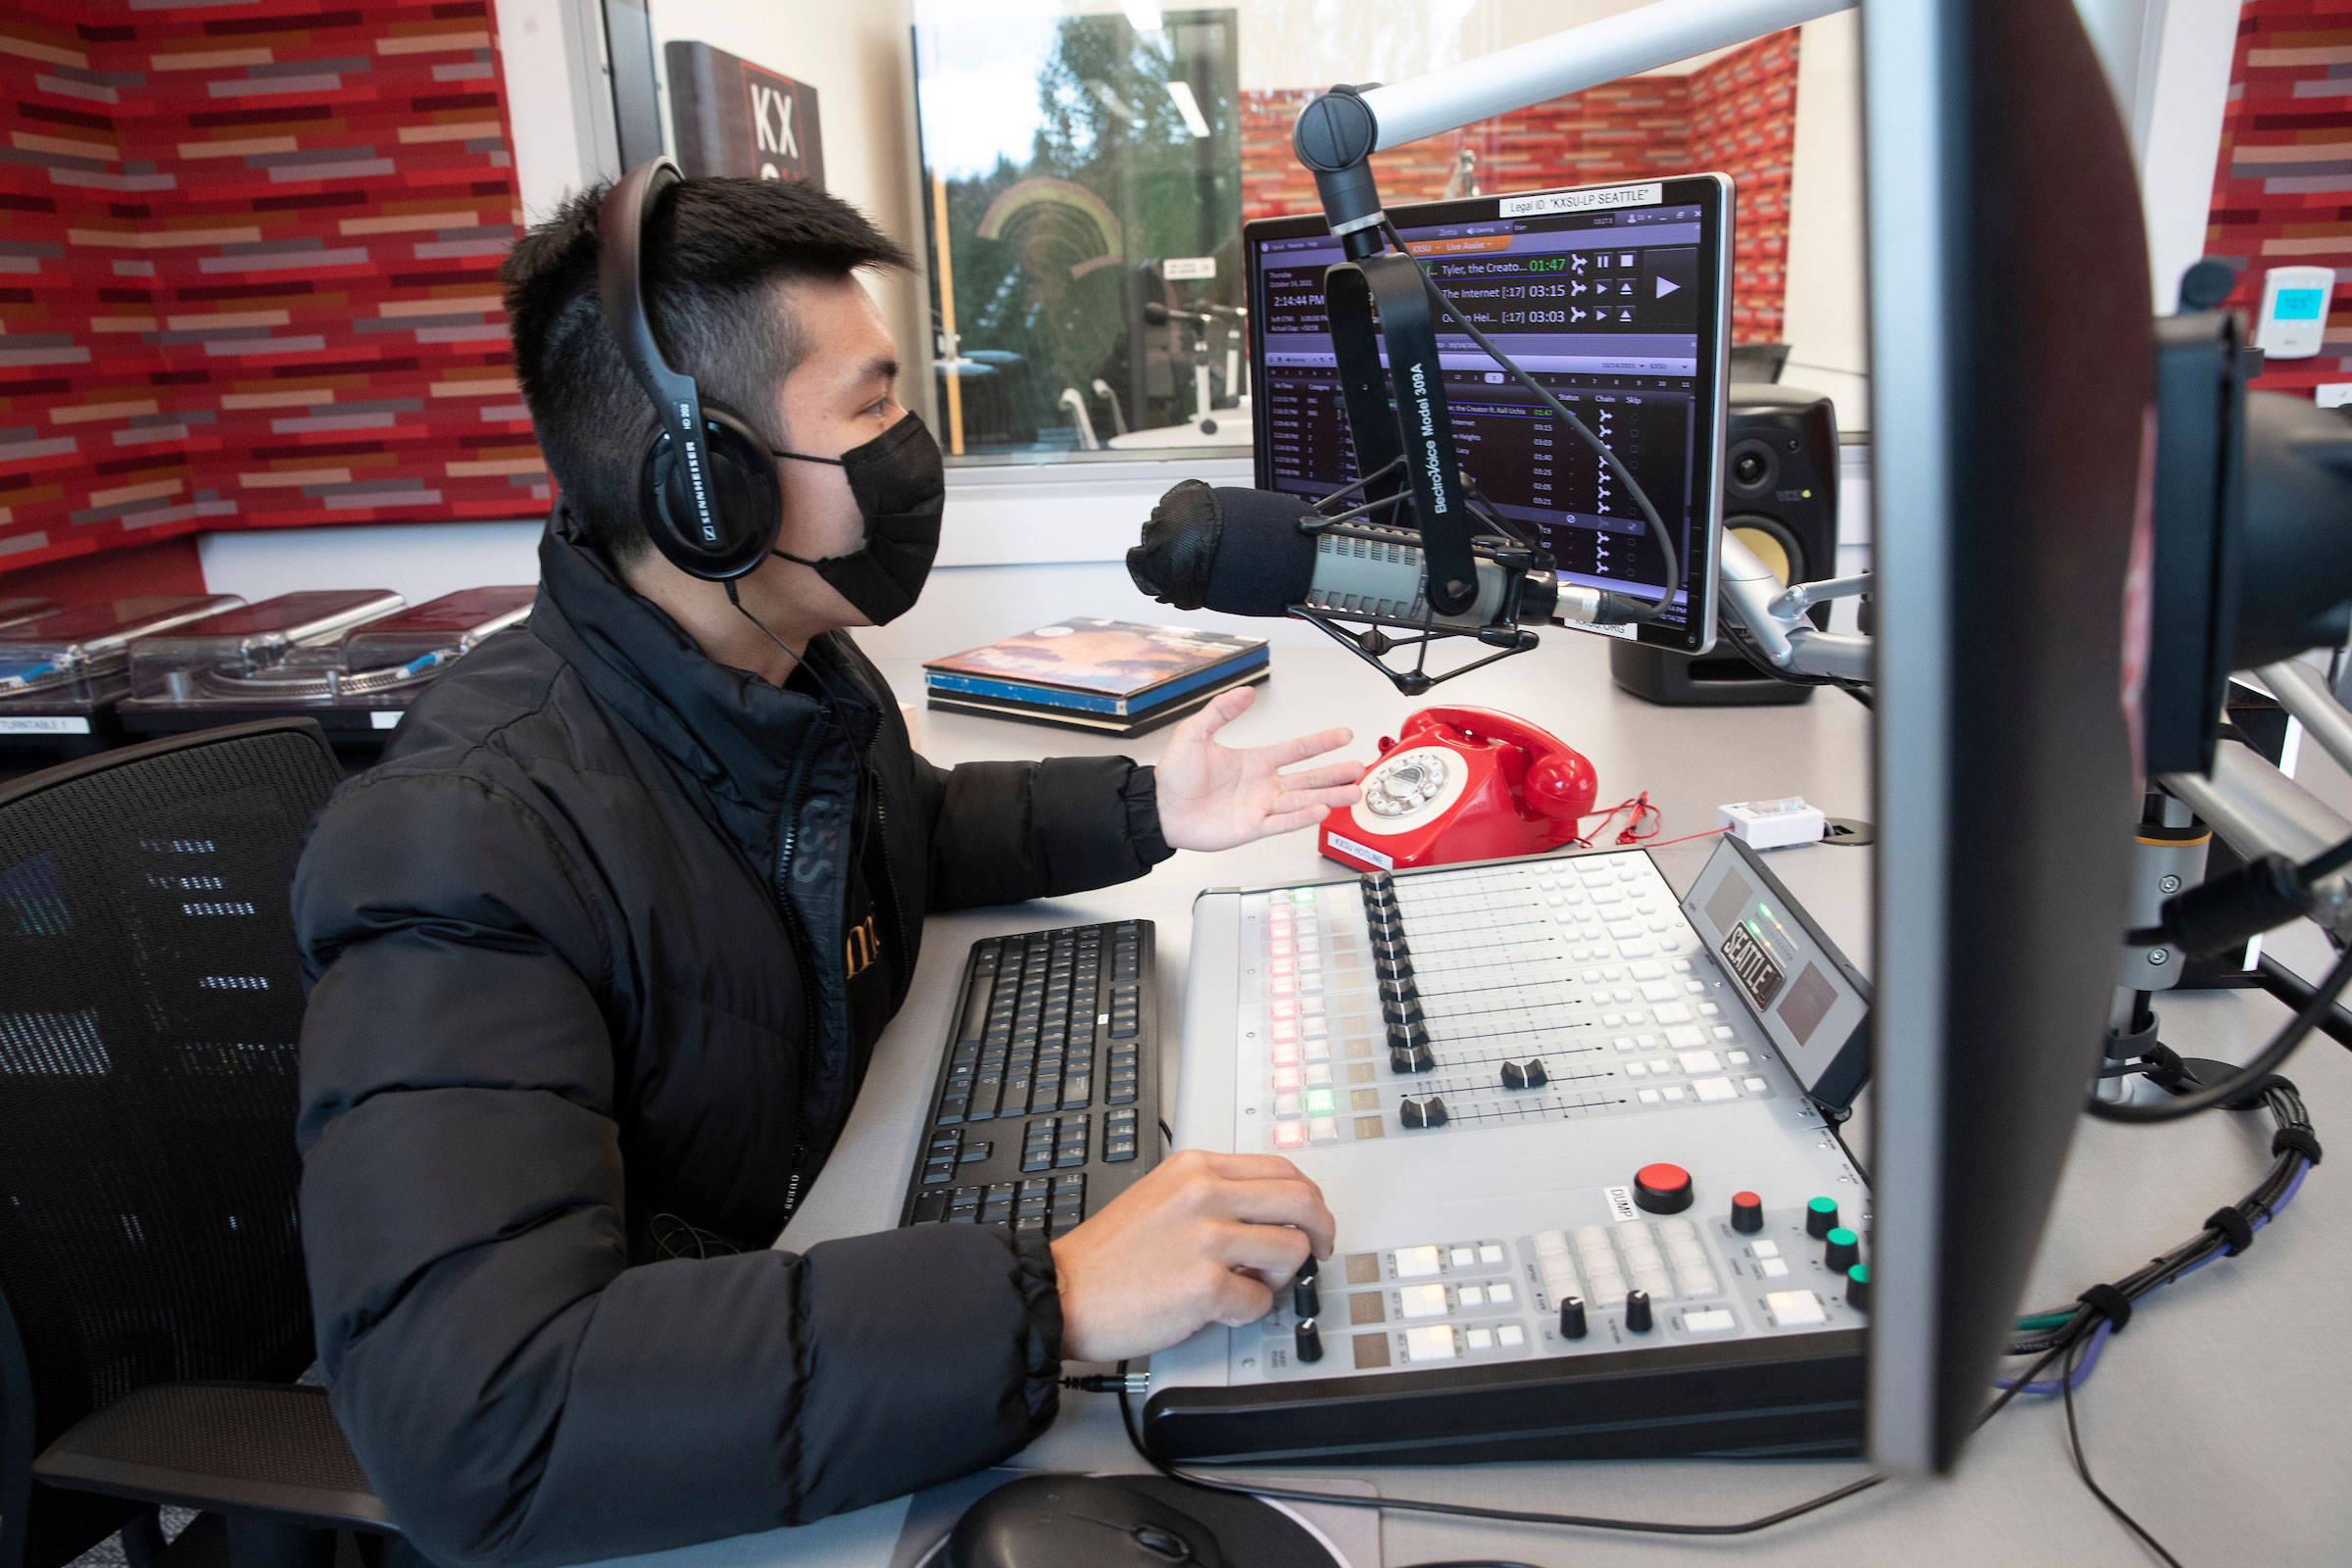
[910,2,1827,464]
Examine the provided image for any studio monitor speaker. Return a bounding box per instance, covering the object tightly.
[1611,382,1841,706]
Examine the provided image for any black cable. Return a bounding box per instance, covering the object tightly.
[1381,219,1681,626]
[2087,946,2352,1121]
[2299,831,2352,883]
[1715,603,1873,706]
[2011,1079,2314,1356]
[2061,1333,2183,1567]
[724,579,862,752]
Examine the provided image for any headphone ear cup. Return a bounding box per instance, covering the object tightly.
[641,403,783,580]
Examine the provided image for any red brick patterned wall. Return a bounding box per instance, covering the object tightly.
[0,0,541,577]
[1691,30,1798,342]
[1238,29,1800,343]
[1239,78,1693,223]
[2205,0,2352,395]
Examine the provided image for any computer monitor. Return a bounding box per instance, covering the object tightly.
[1242,173,1732,656]
[1862,0,2151,1471]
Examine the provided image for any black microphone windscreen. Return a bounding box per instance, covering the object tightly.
[1127,481,1321,617]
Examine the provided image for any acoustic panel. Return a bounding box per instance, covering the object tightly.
[0,0,545,576]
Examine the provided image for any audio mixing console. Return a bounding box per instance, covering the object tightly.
[1144,837,1875,1463]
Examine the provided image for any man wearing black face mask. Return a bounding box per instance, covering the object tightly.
[288,178,1362,1565]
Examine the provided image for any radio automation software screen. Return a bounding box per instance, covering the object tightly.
[1243,175,1731,652]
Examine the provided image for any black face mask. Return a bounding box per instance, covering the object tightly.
[770,412,945,626]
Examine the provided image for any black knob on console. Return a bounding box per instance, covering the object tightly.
[1294,1274,1320,1319]
[1731,1191,1764,1233]
[1844,1263,1871,1313]
[1501,1061,1527,1090]
[1824,1228,1860,1274]
[1633,1162,1693,1215]
[1625,1289,1652,1333]
[1558,1296,1587,1340]
[1522,1058,1547,1088]
[1296,1318,1323,1362]
[1296,1254,1318,1283]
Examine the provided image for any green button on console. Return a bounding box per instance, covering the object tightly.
[1805,1196,1840,1239]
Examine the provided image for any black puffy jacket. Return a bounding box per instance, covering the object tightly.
[292,514,1171,1564]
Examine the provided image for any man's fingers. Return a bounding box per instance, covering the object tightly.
[1278,761,1365,792]
[1262,725,1352,767]
[1176,684,1257,742]
[1204,1268,1276,1327]
[1183,1149,1313,1183]
[1205,1219,1314,1280]
[1272,784,1368,816]
[1208,1176,1337,1257]
[1257,807,1331,837]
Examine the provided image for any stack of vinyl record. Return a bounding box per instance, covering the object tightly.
[116,585,535,759]
[923,617,1269,737]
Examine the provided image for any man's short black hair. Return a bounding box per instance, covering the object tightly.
[502,176,910,564]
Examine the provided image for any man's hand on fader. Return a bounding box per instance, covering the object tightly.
[1051,1149,1336,1363]
[1153,685,1362,854]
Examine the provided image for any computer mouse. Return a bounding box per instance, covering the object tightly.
[944,1473,1339,1568]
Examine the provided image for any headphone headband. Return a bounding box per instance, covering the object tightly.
[597,158,781,579]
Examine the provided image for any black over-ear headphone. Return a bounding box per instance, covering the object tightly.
[597,157,783,580]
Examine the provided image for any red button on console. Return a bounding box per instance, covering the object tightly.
[1634,1162,1693,1214]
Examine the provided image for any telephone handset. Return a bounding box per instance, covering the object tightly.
[1319,706,1598,872]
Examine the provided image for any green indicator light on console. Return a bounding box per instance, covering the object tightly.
[1305,1088,1337,1117]
[1758,903,1775,919]
[1293,888,1316,903]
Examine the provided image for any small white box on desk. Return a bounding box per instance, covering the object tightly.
[1718,796,1826,850]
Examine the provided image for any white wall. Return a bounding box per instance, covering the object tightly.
[1780,10,1869,433]
[2134,0,2242,309]
[642,0,928,417]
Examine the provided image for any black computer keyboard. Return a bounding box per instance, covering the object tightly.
[899,920,1162,1234]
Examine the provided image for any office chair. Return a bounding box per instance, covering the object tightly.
[0,720,397,1568]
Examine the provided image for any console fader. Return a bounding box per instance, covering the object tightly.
[1144,839,1873,1463]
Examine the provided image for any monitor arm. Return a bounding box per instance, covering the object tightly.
[1716,532,1874,683]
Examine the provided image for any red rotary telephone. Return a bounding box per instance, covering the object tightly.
[1319,706,1598,872]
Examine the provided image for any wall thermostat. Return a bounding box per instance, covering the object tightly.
[2255,265,2337,360]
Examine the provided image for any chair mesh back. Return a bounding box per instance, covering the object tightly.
[0,725,340,1453]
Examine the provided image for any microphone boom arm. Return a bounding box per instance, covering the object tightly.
[1716,532,1873,683]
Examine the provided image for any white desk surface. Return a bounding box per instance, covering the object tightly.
[611,636,2352,1568]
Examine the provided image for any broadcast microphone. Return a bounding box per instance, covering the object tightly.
[1129,479,1584,633]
